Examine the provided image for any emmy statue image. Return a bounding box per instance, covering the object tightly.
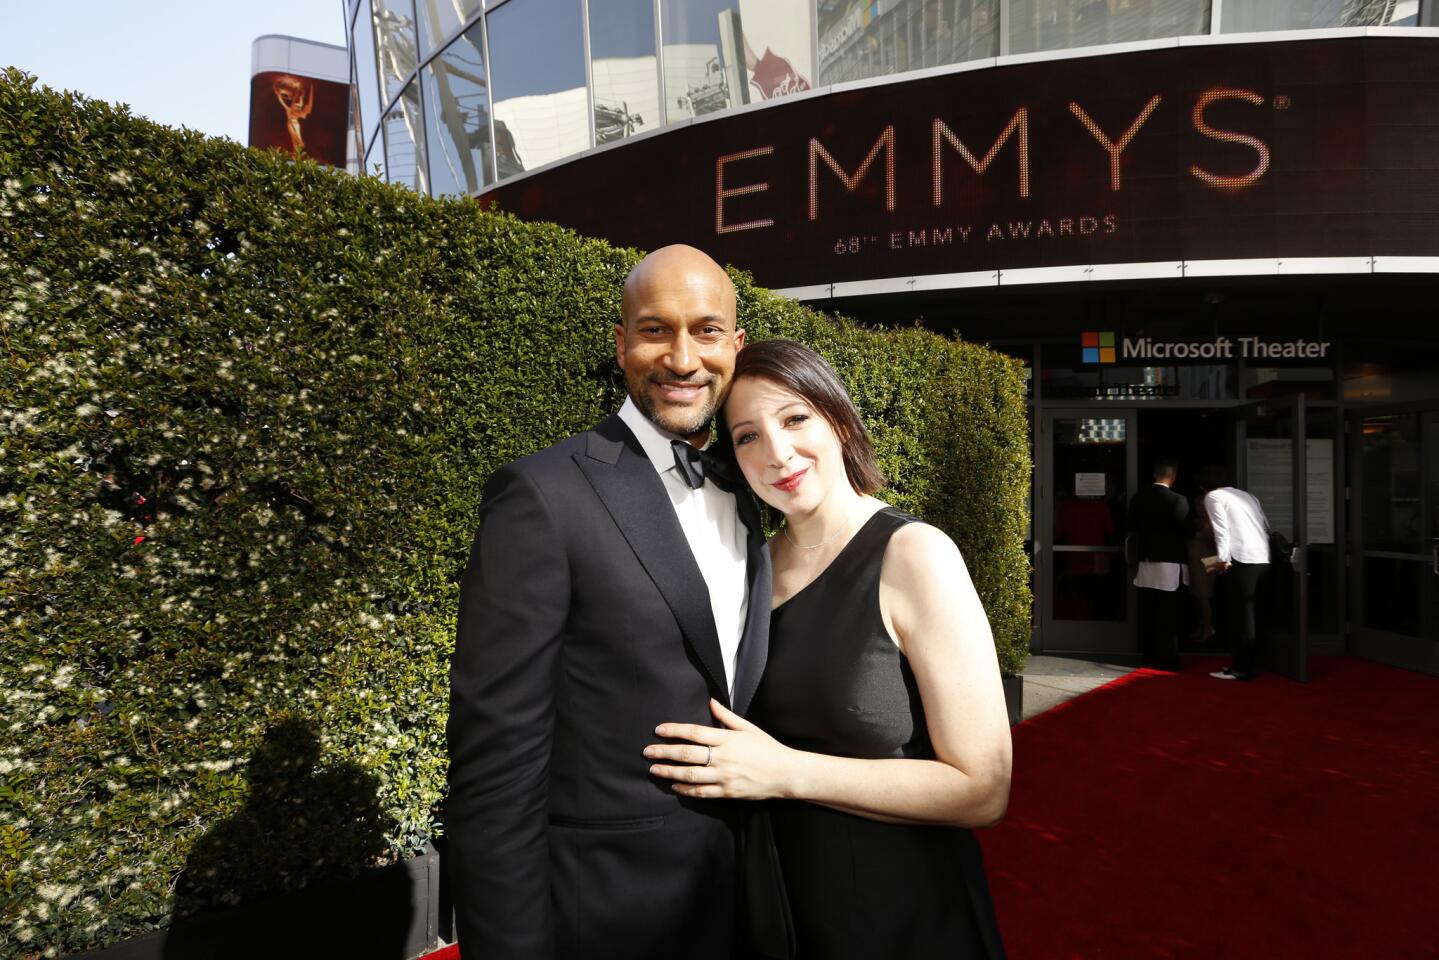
[271,74,315,155]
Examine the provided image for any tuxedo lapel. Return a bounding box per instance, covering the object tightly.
[575,416,730,705]
[731,493,772,717]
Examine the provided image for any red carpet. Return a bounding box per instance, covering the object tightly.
[981,657,1439,959]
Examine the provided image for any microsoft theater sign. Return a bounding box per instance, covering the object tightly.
[1123,336,1332,361]
[1083,331,1331,363]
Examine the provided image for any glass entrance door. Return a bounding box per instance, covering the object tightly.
[1349,404,1439,676]
[1038,409,1136,653]
[1233,396,1309,682]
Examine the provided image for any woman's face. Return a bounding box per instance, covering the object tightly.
[725,376,848,517]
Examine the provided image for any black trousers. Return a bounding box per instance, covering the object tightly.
[1136,586,1181,670]
[1221,561,1269,674]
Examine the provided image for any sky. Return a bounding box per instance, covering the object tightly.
[0,1,348,145]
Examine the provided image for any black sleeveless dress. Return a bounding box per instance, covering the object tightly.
[749,507,1007,960]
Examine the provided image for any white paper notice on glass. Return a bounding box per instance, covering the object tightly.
[1075,472,1107,498]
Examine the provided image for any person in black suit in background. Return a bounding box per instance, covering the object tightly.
[446,245,771,959]
[1127,460,1189,670]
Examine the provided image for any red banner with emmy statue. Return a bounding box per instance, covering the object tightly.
[248,71,349,168]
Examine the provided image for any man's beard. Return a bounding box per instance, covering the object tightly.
[630,377,717,438]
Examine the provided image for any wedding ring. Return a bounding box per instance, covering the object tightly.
[704,745,713,766]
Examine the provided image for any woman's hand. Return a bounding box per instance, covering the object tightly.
[645,699,799,800]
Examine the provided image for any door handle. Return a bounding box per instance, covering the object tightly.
[1432,542,1438,576]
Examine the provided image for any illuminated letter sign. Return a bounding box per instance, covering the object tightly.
[809,126,897,220]
[1069,95,1163,191]
[932,110,1031,205]
[715,146,776,234]
[1190,88,1271,189]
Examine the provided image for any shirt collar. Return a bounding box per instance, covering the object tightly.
[617,396,711,476]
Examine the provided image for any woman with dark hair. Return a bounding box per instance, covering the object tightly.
[647,339,1011,958]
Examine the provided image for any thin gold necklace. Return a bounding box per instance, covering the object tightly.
[782,514,857,551]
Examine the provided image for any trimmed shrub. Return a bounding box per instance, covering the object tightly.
[0,69,1029,956]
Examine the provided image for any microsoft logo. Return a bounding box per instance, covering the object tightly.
[1082,331,1116,364]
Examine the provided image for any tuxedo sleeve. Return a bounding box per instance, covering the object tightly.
[447,463,569,958]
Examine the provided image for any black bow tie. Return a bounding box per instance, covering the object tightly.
[670,439,741,492]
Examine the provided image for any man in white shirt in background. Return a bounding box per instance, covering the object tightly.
[1199,469,1272,681]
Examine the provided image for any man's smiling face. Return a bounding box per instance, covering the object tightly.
[615,246,745,445]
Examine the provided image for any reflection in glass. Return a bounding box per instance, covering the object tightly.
[663,0,813,123]
[589,0,659,144]
[416,0,483,57]
[354,1,384,153]
[1360,414,1422,554]
[1343,340,1439,403]
[347,57,364,177]
[1051,552,1128,621]
[364,133,385,181]
[1223,0,1418,31]
[1242,366,1335,401]
[1363,557,1423,634]
[1009,0,1209,56]
[1051,416,1127,620]
[374,0,421,107]
[424,20,493,195]
[1042,351,1233,401]
[489,0,588,176]
[383,81,428,193]
[818,0,998,86]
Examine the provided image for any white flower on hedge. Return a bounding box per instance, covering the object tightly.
[107,170,134,186]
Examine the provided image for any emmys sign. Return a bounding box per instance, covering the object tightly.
[479,36,1439,291]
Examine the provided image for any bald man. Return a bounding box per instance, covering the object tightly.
[447,246,772,959]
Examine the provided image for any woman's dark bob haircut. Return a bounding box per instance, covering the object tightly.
[728,338,886,495]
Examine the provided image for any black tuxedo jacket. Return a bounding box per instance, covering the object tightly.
[446,414,772,959]
[1127,483,1190,567]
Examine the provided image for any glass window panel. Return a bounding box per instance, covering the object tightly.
[1223,0,1416,31]
[1241,366,1334,401]
[818,0,998,86]
[589,0,660,143]
[1041,344,1234,401]
[1051,551,1129,620]
[1009,0,1209,57]
[663,0,813,123]
[365,124,385,179]
[489,0,588,176]
[374,0,421,107]
[1360,414,1422,554]
[417,0,484,57]
[348,55,364,177]
[1363,557,1423,634]
[1344,340,1439,404]
[1051,415,1128,622]
[383,80,429,193]
[424,21,494,196]
[354,1,384,150]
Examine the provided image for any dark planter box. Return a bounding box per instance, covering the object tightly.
[66,843,448,960]
[1003,675,1024,726]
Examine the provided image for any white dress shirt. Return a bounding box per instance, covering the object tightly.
[618,398,749,694]
[1203,486,1272,564]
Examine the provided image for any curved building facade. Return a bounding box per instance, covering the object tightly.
[343,0,1428,195]
[344,1,1439,680]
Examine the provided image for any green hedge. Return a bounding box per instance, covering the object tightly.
[0,69,1029,956]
